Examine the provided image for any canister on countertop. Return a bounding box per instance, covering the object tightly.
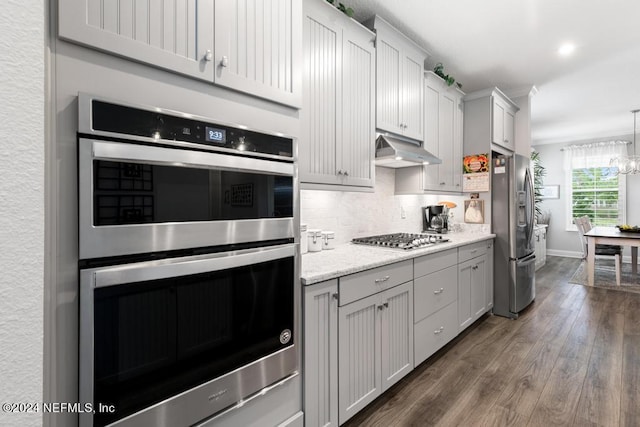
[321,231,335,250]
[300,224,308,254]
[308,229,323,252]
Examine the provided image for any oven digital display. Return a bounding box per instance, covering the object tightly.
[205,127,226,144]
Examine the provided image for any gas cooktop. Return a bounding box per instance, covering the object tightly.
[351,233,449,250]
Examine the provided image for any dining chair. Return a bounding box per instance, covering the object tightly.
[574,216,622,286]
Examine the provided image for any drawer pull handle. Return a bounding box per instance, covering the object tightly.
[472,265,479,270]
[434,326,444,335]
[383,302,389,308]
[374,275,390,284]
[470,249,477,253]
[433,288,444,295]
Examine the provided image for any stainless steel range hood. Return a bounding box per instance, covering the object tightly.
[375,134,442,168]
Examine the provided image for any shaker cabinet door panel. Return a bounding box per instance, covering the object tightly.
[214,0,302,107]
[338,294,381,424]
[300,10,341,184]
[401,53,425,141]
[340,29,375,186]
[304,280,339,427]
[376,39,403,135]
[59,0,214,81]
[380,282,414,391]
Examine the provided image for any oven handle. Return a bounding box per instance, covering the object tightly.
[92,244,296,288]
[91,140,294,177]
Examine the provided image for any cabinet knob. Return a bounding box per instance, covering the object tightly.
[472,265,478,270]
[433,288,444,295]
[383,302,389,308]
[440,182,446,185]
[378,304,384,311]
[220,55,229,67]
[332,292,339,300]
[344,170,349,176]
[504,139,509,143]
[204,50,213,61]
[337,170,343,175]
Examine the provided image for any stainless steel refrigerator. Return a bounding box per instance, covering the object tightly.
[492,152,536,318]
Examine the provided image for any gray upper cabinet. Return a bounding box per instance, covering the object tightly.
[59,0,214,81]
[394,72,464,194]
[59,0,302,108]
[300,0,375,189]
[464,87,519,156]
[367,15,428,142]
[214,0,302,107]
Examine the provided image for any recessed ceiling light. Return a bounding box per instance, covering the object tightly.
[558,43,576,56]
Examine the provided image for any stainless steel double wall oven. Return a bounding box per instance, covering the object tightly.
[77,94,299,427]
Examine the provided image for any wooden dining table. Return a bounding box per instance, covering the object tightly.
[585,226,640,286]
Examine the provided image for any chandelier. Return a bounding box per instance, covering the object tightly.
[610,109,640,174]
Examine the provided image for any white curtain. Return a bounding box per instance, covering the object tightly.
[563,140,629,169]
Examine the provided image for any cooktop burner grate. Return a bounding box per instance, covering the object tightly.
[352,233,449,250]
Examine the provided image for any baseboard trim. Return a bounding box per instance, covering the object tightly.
[547,249,582,258]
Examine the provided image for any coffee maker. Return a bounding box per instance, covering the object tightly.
[423,205,449,233]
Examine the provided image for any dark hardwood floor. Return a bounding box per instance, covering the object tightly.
[343,256,640,427]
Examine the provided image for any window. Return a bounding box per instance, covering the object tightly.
[564,141,627,230]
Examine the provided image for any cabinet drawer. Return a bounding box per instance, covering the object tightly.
[414,265,457,322]
[414,302,458,366]
[414,248,457,278]
[339,260,412,306]
[458,241,489,263]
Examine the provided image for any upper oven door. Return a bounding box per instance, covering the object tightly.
[79,138,295,259]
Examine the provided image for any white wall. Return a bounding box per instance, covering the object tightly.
[301,167,487,245]
[0,1,45,426]
[533,136,640,258]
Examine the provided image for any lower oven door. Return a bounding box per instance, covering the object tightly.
[79,244,298,427]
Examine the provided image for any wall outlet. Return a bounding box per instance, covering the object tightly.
[401,206,406,219]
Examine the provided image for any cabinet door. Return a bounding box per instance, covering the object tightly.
[437,91,456,190]
[380,281,414,391]
[300,5,341,185]
[492,98,505,146]
[59,0,214,81]
[452,98,464,191]
[401,51,424,141]
[214,0,302,107]
[471,255,488,320]
[423,81,440,189]
[304,280,339,427]
[458,259,473,331]
[338,294,381,424]
[486,241,494,311]
[375,37,403,135]
[340,25,375,187]
[504,108,516,149]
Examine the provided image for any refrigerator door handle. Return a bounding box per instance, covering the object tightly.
[516,252,536,266]
[524,167,535,245]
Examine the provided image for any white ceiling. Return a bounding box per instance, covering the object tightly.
[342,0,640,145]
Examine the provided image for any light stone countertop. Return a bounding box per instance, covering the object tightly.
[301,232,495,285]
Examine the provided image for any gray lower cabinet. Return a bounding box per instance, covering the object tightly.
[303,240,494,426]
[337,281,413,424]
[303,279,339,427]
[413,248,458,365]
[458,241,489,331]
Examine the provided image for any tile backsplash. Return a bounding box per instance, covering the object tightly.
[301,167,488,245]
